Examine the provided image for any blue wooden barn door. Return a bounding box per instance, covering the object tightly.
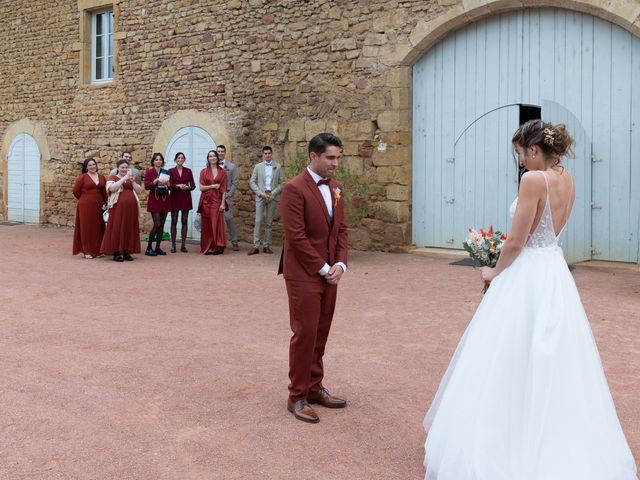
[413,8,640,263]
[453,105,521,245]
[542,101,592,263]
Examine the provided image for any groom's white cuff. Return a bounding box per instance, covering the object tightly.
[318,262,347,276]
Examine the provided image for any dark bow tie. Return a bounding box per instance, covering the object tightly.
[317,179,331,186]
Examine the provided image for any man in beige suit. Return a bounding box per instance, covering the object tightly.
[248,146,284,255]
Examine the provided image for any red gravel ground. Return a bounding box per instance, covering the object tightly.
[1,224,638,480]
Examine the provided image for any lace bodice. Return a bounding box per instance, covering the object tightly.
[510,172,566,249]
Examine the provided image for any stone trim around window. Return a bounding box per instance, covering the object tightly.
[73,0,121,86]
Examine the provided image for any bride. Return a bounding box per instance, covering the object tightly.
[423,120,638,480]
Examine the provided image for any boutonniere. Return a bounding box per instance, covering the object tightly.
[333,187,342,207]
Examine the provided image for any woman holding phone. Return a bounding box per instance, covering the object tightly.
[101,159,142,261]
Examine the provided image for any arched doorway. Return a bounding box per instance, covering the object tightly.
[8,133,41,223]
[412,8,640,263]
[163,126,217,240]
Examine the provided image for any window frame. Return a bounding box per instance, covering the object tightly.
[90,9,114,84]
[75,0,119,87]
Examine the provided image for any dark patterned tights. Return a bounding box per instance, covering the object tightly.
[171,210,189,249]
[148,212,168,250]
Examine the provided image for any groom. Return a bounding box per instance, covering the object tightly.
[278,132,349,423]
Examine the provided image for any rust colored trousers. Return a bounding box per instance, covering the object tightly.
[286,278,338,402]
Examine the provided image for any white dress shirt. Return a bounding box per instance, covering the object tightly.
[306,167,347,277]
[306,167,333,218]
[264,162,273,190]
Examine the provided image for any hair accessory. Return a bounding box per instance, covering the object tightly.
[542,127,555,146]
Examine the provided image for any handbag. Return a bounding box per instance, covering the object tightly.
[101,203,109,223]
[155,184,169,197]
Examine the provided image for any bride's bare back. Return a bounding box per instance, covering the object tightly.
[528,167,574,237]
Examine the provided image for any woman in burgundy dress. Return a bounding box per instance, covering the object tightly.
[72,157,107,258]
[101,159,142,262]
[144,152,172,256]
[168,152,195,253]
[198,150,227,255]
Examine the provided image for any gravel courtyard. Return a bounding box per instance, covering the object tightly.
[1,224,638,479]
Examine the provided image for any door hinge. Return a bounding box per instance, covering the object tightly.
[591,154,602,163]
[445,237,454,244]
[591,248,602,256]
[444,197,455,204]
[445,157,455,163]
[591,202,603,210]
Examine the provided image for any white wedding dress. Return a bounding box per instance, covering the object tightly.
[424,172,638,480]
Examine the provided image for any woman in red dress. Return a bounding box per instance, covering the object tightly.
[72,157,107,258]
[168,152,195,253]
[144,152,172,256]
[198,150,227,255]
[101,159,142,261]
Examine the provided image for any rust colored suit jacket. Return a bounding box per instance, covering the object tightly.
[278,170,348,281]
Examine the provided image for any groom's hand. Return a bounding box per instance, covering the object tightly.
[325,264,344,285]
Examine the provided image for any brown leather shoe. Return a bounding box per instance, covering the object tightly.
[307,388,347,408]
[232,243,240,251]
[263,246,273,254]
[247,247,260,256]
[287,399,319,423]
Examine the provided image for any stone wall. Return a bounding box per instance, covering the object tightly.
[1,0,633,250]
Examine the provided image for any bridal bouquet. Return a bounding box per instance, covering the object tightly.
[462,225,507,292]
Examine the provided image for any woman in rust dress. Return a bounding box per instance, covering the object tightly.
[144,152,172,256]
[72,157,107,258]
[198,150,227,255]
[101,159,142,262]
[168,152,195,253]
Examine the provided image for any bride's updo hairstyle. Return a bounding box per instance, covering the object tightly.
[512,119,575,168]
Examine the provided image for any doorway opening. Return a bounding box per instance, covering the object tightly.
[519,104,541,125]
[518,105,541,184]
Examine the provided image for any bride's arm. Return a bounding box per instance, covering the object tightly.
[482,173,543,281]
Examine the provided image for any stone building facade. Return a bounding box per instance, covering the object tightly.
[1,0,638,250]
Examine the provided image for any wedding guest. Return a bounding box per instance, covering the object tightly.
[168,152,195,253]
[217,145,240,251]
[101,159,142,261]
[144,152,171,256]
[248,146,284,255]
[198,150,227,255]
[110,150,141,183]
[72,157,107,258]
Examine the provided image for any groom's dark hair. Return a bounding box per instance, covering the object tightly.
[308,133,343,158]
